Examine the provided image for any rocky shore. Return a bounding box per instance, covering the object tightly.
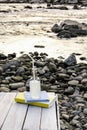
[51,19,87,38]
[0,0,87,6]
[0,51,87,129]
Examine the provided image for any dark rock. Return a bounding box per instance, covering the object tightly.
[64,86,74,95]
[60,20,82,30]
[2,60,19,71]
[47,62,57,72]
[0,9,11,13]
[57,6,68,10]
[34,51,39,57]
[35,61,46,67]
[57,73,69,80]
[51,24,62,33]
[61,101,72,107]
[64,53,77,66]
[80,57,86,61]
[52,19,87,38]
[57,30,72,38]
[24,5,32,9]
[49,76,56,84]
[16,67,25,75]
[34,45,45,48]
[73,4,80,9]
[0,53,7,60]
[8,53,16,59]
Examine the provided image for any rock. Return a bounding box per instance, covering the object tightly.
[51,24,62,33]
[83,93,87,100]
[83,123,87,129]
[34,45,45,48]
[70,119,80,126]
[0,87,10,92]
[11,76,23,81]
[83,108,87,114]
[60,20,82,29]
[16,67,25,75]
[57,73,69,80]
[71,110,80,116]
[2,60,19,71]
[0,53,7,60]
[64,86,74,95]
[8,53,16,59]
[17,87,26,92]
[60,120,66,130]
[42,66,49,73]
[49,76,56,84]
[50,85,58,90]
[24,5,32,9]
[73,4,80,9]
[62,114,69,121]
[57,6,68,10]
[47,62,57,72]
[81,72,87,78]
[68,0,78,4]
[35,61,45,67]
[75,97,85,103]
[0,66,3,73]
[68,80,79,86]
[81,78,87,84]
[80,57,86,61]
[74,76,82,81]
[64,53,77,66]
[57,30,73,38]
[67,69,76,74]
[1,84,9,88]
[9,82,25,90]
[61,102,72,107]
[1,79,9,84]
[52,19,87,38]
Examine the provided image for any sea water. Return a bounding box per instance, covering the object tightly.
[30,79,41,99]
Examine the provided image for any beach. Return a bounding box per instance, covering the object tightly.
[0,3,87,62]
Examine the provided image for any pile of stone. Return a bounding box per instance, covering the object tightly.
[0,0,87,6]
[0,51,87,129]
[51,19,87,38]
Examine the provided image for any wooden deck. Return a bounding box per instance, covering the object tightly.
[0,92,60,130]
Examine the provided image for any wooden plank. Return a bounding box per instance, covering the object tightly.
[40,102,57,130]
[23,106,41,130]
[0,93,16,128]
[56,94,60,130]
[0,92,5,100]
[1,100,28,130]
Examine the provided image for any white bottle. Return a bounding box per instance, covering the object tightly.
[30,77,41,99]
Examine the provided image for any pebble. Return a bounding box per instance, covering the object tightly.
[68,80,79,86]
[0,52,87,130]
[9,82,25,90]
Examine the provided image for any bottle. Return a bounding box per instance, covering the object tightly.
[29,76,41,99]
